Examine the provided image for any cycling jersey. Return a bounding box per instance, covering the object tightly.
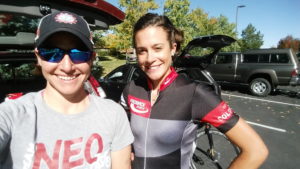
[121,67,239,169]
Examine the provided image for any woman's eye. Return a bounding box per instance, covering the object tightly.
[137,49,146,55]
[154,46,163,51]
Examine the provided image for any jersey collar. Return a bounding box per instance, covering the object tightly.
[147,67,178,91]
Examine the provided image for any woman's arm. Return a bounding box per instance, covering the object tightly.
[111,145,132,169]
[225,117,269,169]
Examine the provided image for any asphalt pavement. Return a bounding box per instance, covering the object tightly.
[221,85,300,169]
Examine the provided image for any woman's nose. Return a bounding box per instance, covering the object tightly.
[145,51,155,63]
[59,54,74,72]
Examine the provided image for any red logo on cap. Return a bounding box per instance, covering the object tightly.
[55,12,77,24]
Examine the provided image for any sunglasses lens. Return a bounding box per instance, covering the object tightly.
[69,49,92,63]
[38,48,92,63]
[38,48,64,63]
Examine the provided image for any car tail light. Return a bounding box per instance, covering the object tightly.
[291,69,298,77]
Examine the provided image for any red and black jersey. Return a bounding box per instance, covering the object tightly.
[121,67,239,169]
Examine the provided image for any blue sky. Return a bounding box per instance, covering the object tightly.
[108,0,300,48]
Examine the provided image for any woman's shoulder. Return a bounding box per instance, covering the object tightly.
[1,92,39,107]
[90,95,123,110]
[0,92,40,121]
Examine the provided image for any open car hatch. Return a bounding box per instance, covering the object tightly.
[0,0,125,49]
[174,35,236,68]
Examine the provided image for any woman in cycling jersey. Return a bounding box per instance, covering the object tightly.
[121,13,268,169]
[0,11,133,169]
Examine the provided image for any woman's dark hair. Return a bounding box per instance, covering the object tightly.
[133,13,184,54]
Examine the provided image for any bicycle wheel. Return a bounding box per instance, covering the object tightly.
[190,129,240,169]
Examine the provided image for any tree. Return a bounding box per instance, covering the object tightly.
[163,0,192,46]
[239,24,264,51]
[277,35,300,53]
[185,8,236,51]
[112,0,158,51]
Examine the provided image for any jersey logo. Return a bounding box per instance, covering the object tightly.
[201,101,234,127]
[128,95,150,118]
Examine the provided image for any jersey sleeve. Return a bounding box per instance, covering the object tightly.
[191,83,239,133]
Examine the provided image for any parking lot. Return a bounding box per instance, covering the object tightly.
[221,85,300,169]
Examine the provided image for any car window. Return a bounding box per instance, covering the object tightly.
[258,54,270,63]
[188,46,214,58]
[216,54,233,64]
[108,71,124,81]
[270,54,289,63]
[0,13,39,36]
[131,67,144,81]
[0,62,36,80]
[107,65,130,82]
[243,54,259,63]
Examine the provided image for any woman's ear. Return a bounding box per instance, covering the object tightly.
[92,51,96,61]
[34,48,42,66]
[171,43,177,56]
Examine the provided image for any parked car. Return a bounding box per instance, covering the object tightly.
[99,35,235,102]
[0,0,124,102]
[205,49,300,96]
[99,64,144,102]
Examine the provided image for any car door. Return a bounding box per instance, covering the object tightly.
[100,64,132,102]
[206,53,236,82]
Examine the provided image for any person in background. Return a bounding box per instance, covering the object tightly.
[0,11,133,169]
[121,13,268,169]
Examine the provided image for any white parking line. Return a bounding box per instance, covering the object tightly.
[222,93,300,107]
[246,121,287,132]
[221,93,290,132]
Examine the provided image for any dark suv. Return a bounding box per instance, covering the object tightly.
[206,48,300,96]
[0,0,124,102]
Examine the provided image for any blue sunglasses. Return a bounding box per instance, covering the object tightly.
[38,48,92,63]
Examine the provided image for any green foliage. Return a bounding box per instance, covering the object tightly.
[163,2,236,51]
[112,0,159,51]
[164,0,192,46]
[0,64,11,80]
[277,35,300,53]
[188,46,214,57]
[239,24,264,51]
[97,0,261,54]
[93,30,108,48]
[0,63,35,80]
[0,15,38,36]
